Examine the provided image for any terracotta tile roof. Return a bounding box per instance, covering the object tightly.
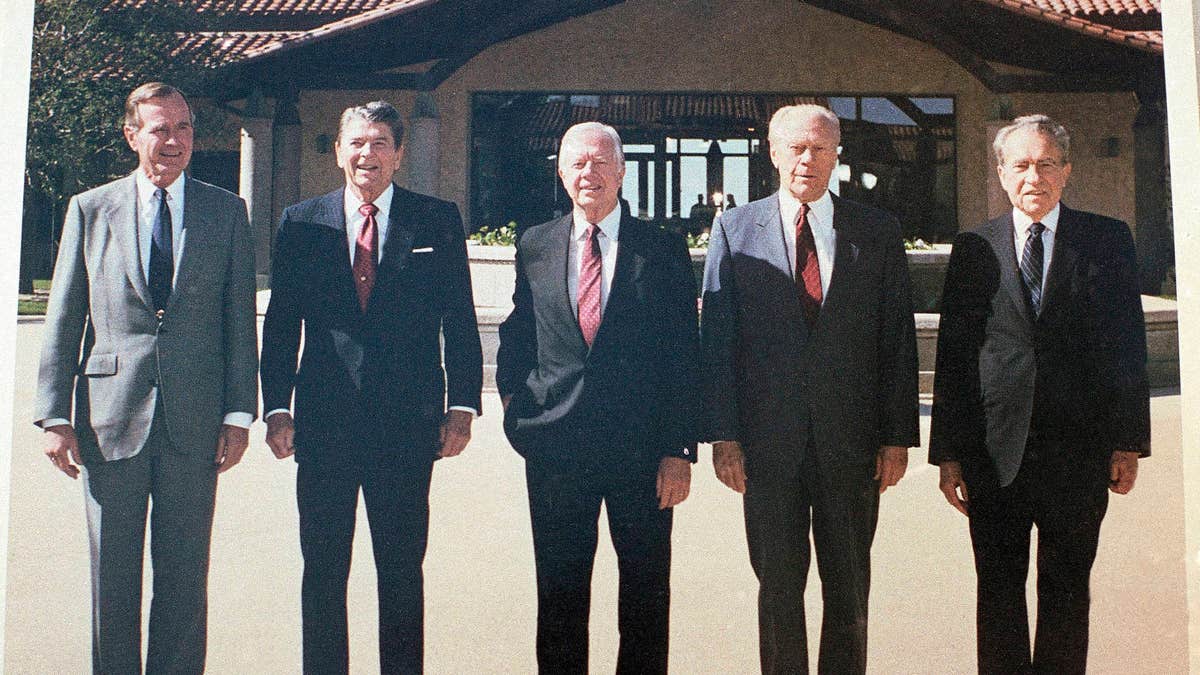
[977,0,1162,52]
[1018,0,1158,16]
[177,31,304,64]
[109,0,404,17]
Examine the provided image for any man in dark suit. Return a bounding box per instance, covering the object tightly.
[930,114,1150,674]
[496,122,697,674]
[699,104,919,674]
[35,82,259,674]
[260,100,482,674]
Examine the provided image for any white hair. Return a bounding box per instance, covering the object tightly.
[558,122,624,166]
[768,104,841,145]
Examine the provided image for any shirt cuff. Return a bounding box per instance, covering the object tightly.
[38,418,70,429]
[448,405,479,418]
[265,408,291,420]
[222,412,254,429]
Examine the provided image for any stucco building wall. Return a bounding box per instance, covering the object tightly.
[284,0,1140,234]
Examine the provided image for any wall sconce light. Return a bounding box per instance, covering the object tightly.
[1101,137,1120,158]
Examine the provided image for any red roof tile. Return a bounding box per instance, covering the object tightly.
[109,0,406,17]
[975,0,1162,52]
[1016,0,1158,16]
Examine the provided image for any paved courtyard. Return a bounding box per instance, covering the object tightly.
[4,319,1191,673]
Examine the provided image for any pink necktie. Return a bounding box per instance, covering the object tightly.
[796,203,822,326]
[353,202,378,311]
[578,224,602,347]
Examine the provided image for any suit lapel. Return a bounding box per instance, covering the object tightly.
[823,195,858,316]
[169,176,206,312]
[378,185,414,275]
[983,213,1034,324]
[593,215,643,348]
[106,175,153,311]
[1038,205,1078,320]
[754,197,793,282]
[314,189,360,315]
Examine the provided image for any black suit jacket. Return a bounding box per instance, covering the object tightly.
[929,205,1150,489]
[496,213,698,469]
[260,185,483,461]
[699,193,920,465]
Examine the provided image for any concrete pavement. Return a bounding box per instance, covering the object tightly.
[4,319,1190,673]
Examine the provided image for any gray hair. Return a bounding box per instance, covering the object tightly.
[768,104,841,145]
[124,82,194,129]
[559,122,624,166]
[338,101,404,148]
[993,114,1070,166]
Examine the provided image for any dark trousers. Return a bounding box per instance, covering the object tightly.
[743,442,879,675]
[969,444,1109,675]
[82,406,218,675]
[296,451,434,675]
[525,456,674,675]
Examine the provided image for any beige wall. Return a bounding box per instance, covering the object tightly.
[284,0,1141,234]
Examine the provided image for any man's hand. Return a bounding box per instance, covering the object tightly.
[265,413,296,460]
[713,440,747,494]
[44,424,81,479]
[875,445,908,494]
[1110,450,1140,495]
[215,425,249,473]
[938,461,969,516]
[656,456,692,509]
[438,410,473,458]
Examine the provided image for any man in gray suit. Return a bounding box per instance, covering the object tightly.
[700,104,919,674]
[35,82,259,674]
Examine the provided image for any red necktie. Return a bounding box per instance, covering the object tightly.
[353,202,378,311]
[577,224,602,347]
[796,203,822,326]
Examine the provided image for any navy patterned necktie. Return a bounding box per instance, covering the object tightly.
[148,188,174,314]
[1020,221,1045,316]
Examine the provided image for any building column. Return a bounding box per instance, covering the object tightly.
[239,89,274,289]
[1134,96,1170,294]
[271,92,302,264]
[1162,1,1200,670]
[407,93,441,199]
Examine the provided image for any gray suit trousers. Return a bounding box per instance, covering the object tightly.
[82,406,217,675]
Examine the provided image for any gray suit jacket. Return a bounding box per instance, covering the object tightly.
[35,173,259,463]
[699,193,920,466]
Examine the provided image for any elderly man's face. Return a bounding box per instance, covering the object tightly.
[336,118,403,204]
[997,127,1071,221]
[769,112,840,203]
[124,92,193,189]
[558,129,625,222]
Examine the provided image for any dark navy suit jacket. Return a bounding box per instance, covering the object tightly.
[260,185,482,461]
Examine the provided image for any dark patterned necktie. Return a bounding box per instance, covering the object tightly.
[353,202,379,312]
[1020,221,1045,316]
[578,224,602,347]
[795,203,822,326]
[148,188,173,314]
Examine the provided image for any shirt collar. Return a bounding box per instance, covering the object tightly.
[345,183,395,223]
[1013,203,1060,235]
[778,188,834,233]
[134,170,185,209]
[572,203,621,243]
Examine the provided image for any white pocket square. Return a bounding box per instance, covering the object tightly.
[412,247,434,253]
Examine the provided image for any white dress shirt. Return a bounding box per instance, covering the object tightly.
[1012,203,1059,295]
[343,183,394,263]
[566,204,621,317]
[778,189,837,299]
[42,171,253,431]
